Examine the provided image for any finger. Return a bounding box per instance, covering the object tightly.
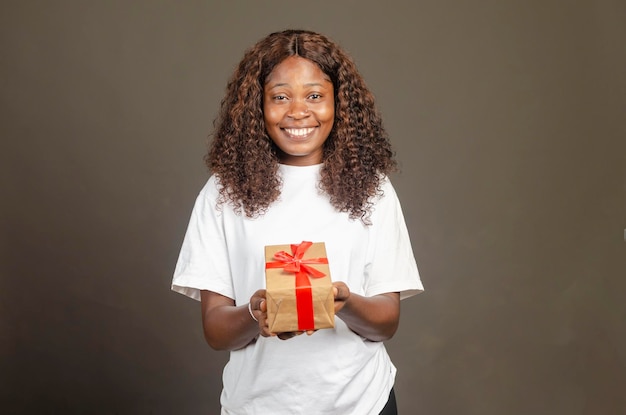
[277,331,304,340]
[334,285,346,301]
[259,299,267,312]
[277,332,294,340]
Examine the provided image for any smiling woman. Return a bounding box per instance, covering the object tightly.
[171,29,423,415]
[263,56,335,166]
[206,29,397,221]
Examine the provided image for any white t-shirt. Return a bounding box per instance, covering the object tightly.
[172,163,423,415]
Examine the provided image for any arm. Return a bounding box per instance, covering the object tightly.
[333,282,400,342]
[200,290,266,351]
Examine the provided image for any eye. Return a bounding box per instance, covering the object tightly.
[273,95,288,101]
[308,93,322,100]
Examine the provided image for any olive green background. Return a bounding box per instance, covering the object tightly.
[1,1,625,414]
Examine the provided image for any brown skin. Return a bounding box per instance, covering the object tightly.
[200,285,400,351]
[263,56,335,166]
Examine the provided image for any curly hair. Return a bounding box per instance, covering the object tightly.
[206,29,396,223]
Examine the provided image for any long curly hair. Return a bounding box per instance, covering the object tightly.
[206,29,396,223]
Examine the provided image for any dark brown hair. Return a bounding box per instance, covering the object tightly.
[206,29,396,223]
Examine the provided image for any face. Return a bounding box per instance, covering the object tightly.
[263,56,335,166]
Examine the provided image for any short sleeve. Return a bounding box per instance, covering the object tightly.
[171,177,234,301]
[364,178,424,299]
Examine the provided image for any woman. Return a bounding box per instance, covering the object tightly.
[172,29,423,414]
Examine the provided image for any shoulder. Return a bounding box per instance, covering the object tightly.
[368,176,405,224]
[198,174,222,202]
[373,176,399,205]
[187,174,224,216]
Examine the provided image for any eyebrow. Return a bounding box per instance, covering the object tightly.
[265,82,329,89]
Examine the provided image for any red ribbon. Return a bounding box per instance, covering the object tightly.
[265,241,328,331]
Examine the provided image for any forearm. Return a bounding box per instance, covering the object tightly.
[336,292,400,342]
[200,291,259,351]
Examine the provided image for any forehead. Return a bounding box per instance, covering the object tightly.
[265,56,331,85]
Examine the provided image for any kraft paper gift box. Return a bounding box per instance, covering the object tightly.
[264,241,335,333]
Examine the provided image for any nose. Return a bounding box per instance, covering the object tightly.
[287,100,309,119]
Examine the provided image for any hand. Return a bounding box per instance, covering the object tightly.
[251,290,315,340]
[333,281,351,313]
[249,289,272,337]
[250,290,312,339]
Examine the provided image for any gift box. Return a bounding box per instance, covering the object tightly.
[265,241,335,333]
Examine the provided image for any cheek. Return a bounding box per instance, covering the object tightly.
[323,100,335,120]
[322,105,335,124]
[263,106,281,126]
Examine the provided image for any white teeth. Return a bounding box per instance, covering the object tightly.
[284,128,314,137]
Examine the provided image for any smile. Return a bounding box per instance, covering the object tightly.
[283,127,315,138]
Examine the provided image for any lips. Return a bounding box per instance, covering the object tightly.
[283,127,315,138]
